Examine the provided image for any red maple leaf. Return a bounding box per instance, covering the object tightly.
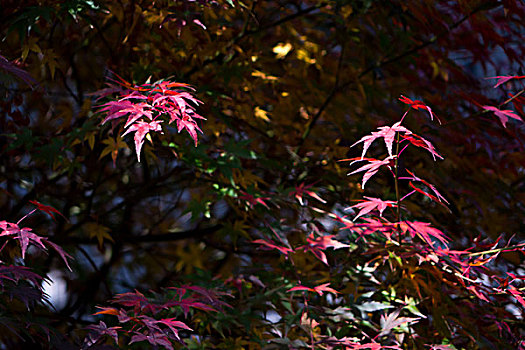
[97,78,205,162]
[401,169,448,204]
[0,265,43,286]
[486,75,525,88]
[290,182,326,205]
[399,134,443,160]
[288,283,339,296]
[99,100,135,124]
[253,239,292,256]
[122,120,163,162]
[85,321,121,345]
[0,220,72,270]
[399,95,437,122]
[29,200,68,221]
[348,196,396,221]
[298,233,350,265]
[401,221,449,247]
[348,157,394,189]
[129,332,174,349]
[351,121,410,159]
[121,102,153,127]
[507,285,525,308]
[238,192,270,209]
[482,105,523,127]
[176,116,202,147]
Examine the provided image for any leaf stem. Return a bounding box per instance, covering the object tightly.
[394,132,402,244]
[467,242,525,257]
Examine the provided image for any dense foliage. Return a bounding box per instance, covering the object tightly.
[1,0,524,348]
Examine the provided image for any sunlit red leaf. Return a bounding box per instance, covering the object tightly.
[348,196,396,221]
[482,105,523,127]
[288,283,339,296]
[507,285,525,308]
[122,120,163,162]
[401,169,448,204]
[253,239,292,256]
[351,121,410,159]
[401,221,449,247]
[399,95,437,121]
[305,233,350,250]
[348,157,394,189]
[290,182,326,205]
[399,134,443,160]
[486,75,525,88]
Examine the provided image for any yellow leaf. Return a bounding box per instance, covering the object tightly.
[79,99,92,118]
[21,37,41,61]
[175,243,206,274]
[251,70,278,81]
[87,132,96,150]
[70,138,82,147]
[296,49,316,64]
[254,106,270,122]
[100,135,128,165]
[84,222,114,248]
[41,50,60,79]
[272,42,292,59]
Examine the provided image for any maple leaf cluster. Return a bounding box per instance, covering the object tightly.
[96,75,205,162]
[338,96,525,339]
[0,203,71,313]
[86,286,231,349]
[0,216,71,271]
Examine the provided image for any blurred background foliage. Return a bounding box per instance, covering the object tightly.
[0,0,524,348]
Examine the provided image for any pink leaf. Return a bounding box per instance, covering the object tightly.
[238,192,270,209]
[486,75,525,88]
[99,100,134,124]
[288,283,339,296]
[467,285,490,302]
[121,102,153,127]
[401,169,448,204]
[176,117,202,147]
[348,157,394,189]
[46,241,73,271]
[508,286,525,308]
[0,221,72,269]
[351,121,410,159]
[305,233,350,250]
[253,239,292,256]
[482,105,523,127]
[313,283,339,295]
[428,345,455,350]
[97,78,205,157]
[122,120,163,162]
[290,182,326,205]
[192,19,207,30]
[401,221,449,247]
[348,196,396,221]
